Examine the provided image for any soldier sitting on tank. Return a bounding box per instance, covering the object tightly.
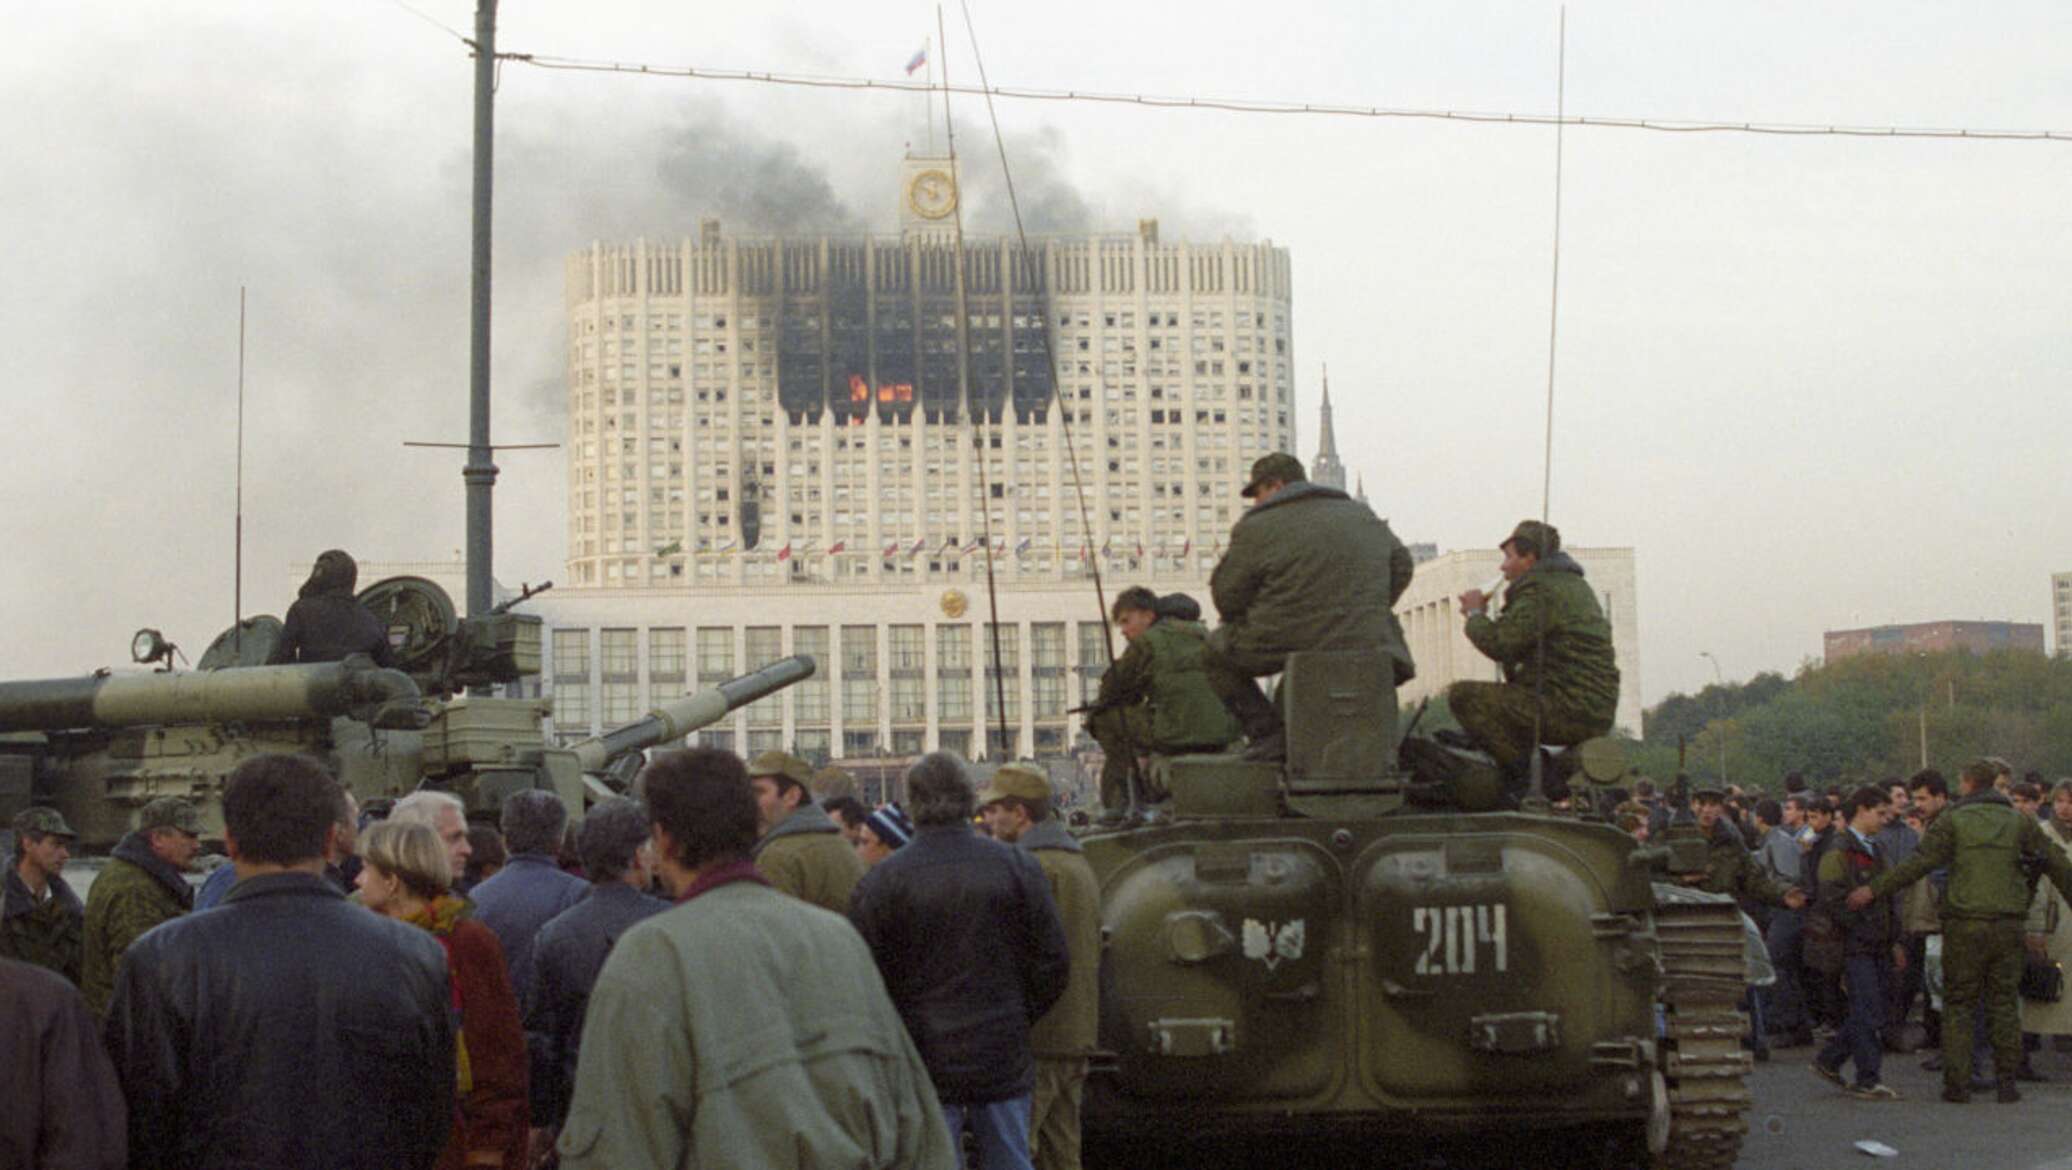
[266,549,395,667]
[1201,453,1416,762]
[1085,586,1240,820]
[1448,520,1618,783]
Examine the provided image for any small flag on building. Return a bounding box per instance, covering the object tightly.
[717,539,737,553]
[883,541,900,558]
[1181,538,1192,556]
[962,537,984,554]
[904,43,928,76]
[910,536,928,556]
[654,540,683,558]
[828,540,846,555]
[777,544,793,562]
[1015,536,1032,556]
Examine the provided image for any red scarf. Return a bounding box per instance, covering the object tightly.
[676,857,771,904]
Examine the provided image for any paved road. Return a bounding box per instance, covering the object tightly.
[1735,1038,2072,1170]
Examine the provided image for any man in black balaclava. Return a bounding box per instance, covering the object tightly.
[267,550,395,667]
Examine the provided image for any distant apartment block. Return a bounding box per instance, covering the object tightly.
[1823,620,2046,662]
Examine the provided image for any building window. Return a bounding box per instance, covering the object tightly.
[889,624,925,672]
[794,728,831,764]
[649,627,686,685]
[1078,621,1110,703]
[551,628,590,680]
[938,674,971,721]
[747,730,784,756]
[603,682,640,725]
[938,728,972,758]
[842,625,878,677]
[793,626,830,723]
[699,729,735,753]
[843,677,876,724]
[697,627,734,682]
[601,629,637,681]
[938,624,972,671]
[844,729,880,755]
[745,626,783,727]
[891,675,926,723]
[553,684,591,735]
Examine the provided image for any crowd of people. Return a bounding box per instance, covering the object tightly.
[1622,757,2072,1105]
[1,744,1099,1170]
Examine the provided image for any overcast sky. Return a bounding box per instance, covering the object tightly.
[3,1,2067,705]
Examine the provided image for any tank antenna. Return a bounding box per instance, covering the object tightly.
[937,5,1012,761]
[1527,8,1567,805]
[234,284,246,659]
[958,0,1146,795]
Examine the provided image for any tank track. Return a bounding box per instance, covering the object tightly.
[1651,894,1752,1170]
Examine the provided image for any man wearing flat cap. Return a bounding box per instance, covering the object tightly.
[979,766,1101,1170]
[1450,520,1620,779]
[747,750,865,913]
[1202,452,1416,761]
[3,808,85,984]
[82,796,203,1015]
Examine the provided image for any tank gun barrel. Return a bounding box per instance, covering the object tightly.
[571,654,816,773]
[0,657,428,733]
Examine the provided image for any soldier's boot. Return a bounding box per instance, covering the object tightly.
[1222,680,1285,762]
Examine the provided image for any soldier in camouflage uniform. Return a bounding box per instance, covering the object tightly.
[1087,587,1241,817]
[2,808,85,985]
[81,797,202,1015]
[748,750,866,914]
[978,765,1102,1170]
[1450,520,1620,774]
[1681,787,1807,911]
[1855,758,2072,1103]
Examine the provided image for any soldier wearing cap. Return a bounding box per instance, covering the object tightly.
[3,808,85,984]
[978,765,1101,1170]
[747,750,865,913]
[1449,520,1621,781]
[811,764,859,804]
[81,796,203,1015]
[1681,784,1805,910]
[1202,452,1416,761]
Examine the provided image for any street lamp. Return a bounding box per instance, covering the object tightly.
[1698,652,1727,786]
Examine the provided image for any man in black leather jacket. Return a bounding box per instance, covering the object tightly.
[851,752,1070,1169]
[103,754,453,1170]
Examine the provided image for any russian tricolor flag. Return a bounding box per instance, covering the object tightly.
[904,45,928,75]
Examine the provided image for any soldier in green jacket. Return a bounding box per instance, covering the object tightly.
[748,750,866,914]
[2,808,85,985]
[1679,787,1807,910]
[1450,520,1620,775]
[81,797,202,1015]
[1851,759,2072,1103]
[1086,587,1241,817]
[979,765,1103,1170]
[1203,453,1416,761]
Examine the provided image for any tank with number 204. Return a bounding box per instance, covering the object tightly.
[1080,648,1749,1170]
[0,575,814,851]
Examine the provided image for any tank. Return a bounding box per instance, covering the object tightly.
[0,576,818,851]
[1079,649,1749,1170]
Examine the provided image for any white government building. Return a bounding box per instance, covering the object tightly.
[483,157,1641,767]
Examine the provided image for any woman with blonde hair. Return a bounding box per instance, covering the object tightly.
[359,819,530,1170]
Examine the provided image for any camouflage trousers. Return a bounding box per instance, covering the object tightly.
[1029,1057,1087,1170]
[1940,916,2025,1090]
[1446,681,1610,771]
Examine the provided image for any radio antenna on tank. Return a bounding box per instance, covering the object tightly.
[234,285,247,657]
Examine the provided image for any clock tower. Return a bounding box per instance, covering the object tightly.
[899,153,960,241]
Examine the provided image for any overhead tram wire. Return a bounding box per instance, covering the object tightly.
[934,7,1013,763]
[492,52,2072,145]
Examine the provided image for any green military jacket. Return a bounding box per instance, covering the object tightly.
[1097,618,1241,752]
[1688,819,1795,907]
[1871,789,2072,920]
[753,804,866,915]
[1,863,85,986]
[1018,820,1101,1058]
[1209,482,1416,681]
[81,836,194,1016]
[1464,550,1619,724]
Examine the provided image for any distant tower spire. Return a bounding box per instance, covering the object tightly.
[1312,364,1347,491]
[1356,473,1368,506]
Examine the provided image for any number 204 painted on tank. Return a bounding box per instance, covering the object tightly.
[1410,904,1509,976]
